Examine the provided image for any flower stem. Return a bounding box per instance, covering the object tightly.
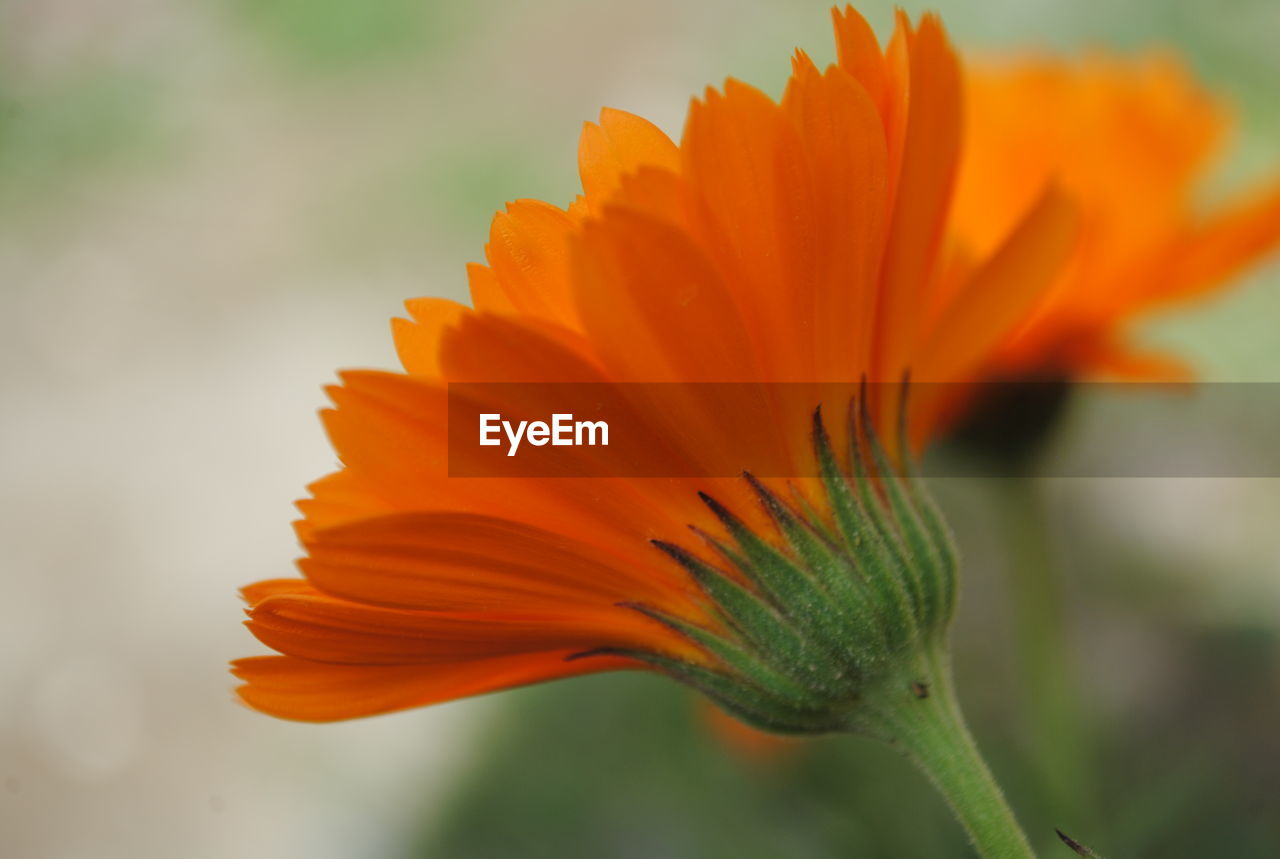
[858,650,1035,859]
[993,477,1096,838]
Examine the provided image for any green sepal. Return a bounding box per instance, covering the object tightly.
[813,406,919,652]
[636,386,960,737]
[893,392,959,634]
[857,391,949,631]
[741,471,889,665]
[696,490,856,663]
[848,391,928,625]
[651,539,849,692]
[618,601,827,707]
[571,646,846,735]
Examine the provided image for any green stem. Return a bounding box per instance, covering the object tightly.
[994,477,1096,838]
[859,651,1035,859]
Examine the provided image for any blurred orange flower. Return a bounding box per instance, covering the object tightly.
[953,52,1280,379]
[233,7,1079,722]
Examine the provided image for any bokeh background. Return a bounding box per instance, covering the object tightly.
[2,0,1278,856]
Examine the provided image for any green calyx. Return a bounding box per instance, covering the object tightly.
[572,392,1040,857]
[618,393,960,735]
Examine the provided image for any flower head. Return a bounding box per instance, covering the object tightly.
[234,7,1078,724]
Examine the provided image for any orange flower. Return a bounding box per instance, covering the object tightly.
[952,51,1280,379]
[232,8,1081,722]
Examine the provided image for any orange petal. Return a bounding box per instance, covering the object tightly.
[482,200,580,327]
[321,371,449,503]
[232,651,636,722]
[316,367,708,557]
[241,578,318,607]
[295,469,394,537]
[1163,178,1280,304]
[465,261,517,317]
[437,311,604,383]
[572,205,761,383]
[874,12,963,381]
[831,5,890,117]
[915,182,1080,381]
[391,297,468,377]
[1070,338,1194,381]
[782,54,889,381]
[569,206,813,471]
[245,592,690,665]
[608,165,687,227]
[681,79,810,380]
[300,512,694,612]
[578,108,681,212]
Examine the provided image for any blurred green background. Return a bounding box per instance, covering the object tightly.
[1,1,1277,857]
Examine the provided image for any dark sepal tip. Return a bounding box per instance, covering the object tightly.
[686,524,730,554]
[1055,828,1094,857]
[614,599,672,629]
[564,646,659,666]
[742,471,802,529]
[741,470,777,502]
[697,490,738,527]
[811,404,829,440]
[650,538,694,566]
[564,646,627,662]
[857,378,875,429]
[897,369,913,451]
